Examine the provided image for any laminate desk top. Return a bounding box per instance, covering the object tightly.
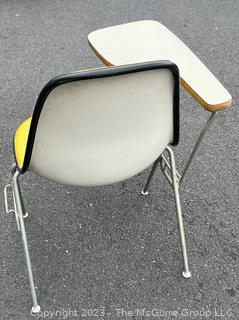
[88,20,232,112]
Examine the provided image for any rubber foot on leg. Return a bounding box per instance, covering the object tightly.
[31,305,41,314]
[182,271,191,278]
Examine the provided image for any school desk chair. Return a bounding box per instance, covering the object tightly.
[4,61,189,313]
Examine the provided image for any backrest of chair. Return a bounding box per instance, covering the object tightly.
[25,61,179,186]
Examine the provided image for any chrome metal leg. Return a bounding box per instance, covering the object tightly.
[11,164,28,218]
[11,163,17,176]
[179,112,216,187]
[166,146,191,278]
[12,170,40,314]
[141,157,161,195]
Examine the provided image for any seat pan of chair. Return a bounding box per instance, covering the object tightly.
[88,20,232,112]
[14,117,32,169]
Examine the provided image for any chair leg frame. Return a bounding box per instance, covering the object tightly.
[165,146,191,278]
[6,161,189,317]
[141,113,218,276]
[142,147,191,277]
[141,113,218,275]
[6,150,191,313]
[5,165,40,314]
[141,157,161,195]
[142,112,217,194]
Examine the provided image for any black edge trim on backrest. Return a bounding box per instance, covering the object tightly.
[15,60,180,174]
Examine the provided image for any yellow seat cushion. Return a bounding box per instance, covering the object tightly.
[14,117,32,169]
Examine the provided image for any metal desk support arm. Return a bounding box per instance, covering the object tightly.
[142,112,217,193]
[179,112,217,186]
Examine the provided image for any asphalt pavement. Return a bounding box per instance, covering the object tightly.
[0,1,238,319]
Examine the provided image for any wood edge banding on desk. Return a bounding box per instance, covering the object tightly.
[180,78,232,112]
[88,39,232,112]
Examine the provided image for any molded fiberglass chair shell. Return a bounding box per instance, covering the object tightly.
[4,61,191,314]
